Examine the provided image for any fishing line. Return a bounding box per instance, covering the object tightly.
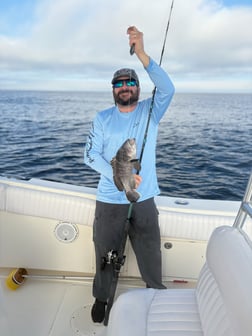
[137,0,175,168]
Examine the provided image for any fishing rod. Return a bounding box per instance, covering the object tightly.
[104,1,175,325]
[138,0,174,167]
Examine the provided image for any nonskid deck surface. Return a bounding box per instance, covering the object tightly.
[0,274,196,336]
[0,275,105,336]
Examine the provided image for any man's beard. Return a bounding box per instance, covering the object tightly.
[113,89,139,106]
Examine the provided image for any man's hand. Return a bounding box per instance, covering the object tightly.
[127,26,150,68]
[134,174,142,189]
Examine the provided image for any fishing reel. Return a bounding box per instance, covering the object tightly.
[101,249,126,272]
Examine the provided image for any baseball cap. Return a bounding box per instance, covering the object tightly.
[111,68,139,86]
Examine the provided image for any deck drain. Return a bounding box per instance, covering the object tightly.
[70,305,105,335]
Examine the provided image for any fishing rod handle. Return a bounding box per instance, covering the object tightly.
[130,44,135,55]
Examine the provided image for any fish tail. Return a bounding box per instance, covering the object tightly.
[126,190,140,203]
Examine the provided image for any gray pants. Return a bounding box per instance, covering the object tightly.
[92,197,165,302]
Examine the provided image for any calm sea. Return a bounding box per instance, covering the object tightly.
[0,90,251,201]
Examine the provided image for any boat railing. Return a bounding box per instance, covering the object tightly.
[233,172,252,229]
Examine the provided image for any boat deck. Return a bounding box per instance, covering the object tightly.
[0,270,196,336]
[1,175,251,335]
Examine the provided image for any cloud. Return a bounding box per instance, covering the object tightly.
[0,0,251,92]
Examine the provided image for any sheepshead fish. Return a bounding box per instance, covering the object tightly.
[111,138,141,202]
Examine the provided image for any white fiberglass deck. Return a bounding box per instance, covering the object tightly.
[0,272,195,336]
[0,274,105,336]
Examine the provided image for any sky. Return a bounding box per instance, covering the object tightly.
[0,0,251,93]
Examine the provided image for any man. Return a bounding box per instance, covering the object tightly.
[84,26,175,323]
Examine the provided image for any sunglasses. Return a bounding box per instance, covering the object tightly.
[113,79,138,88]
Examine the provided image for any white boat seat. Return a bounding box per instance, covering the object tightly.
[107,288,202,335]
[107,226,252,336]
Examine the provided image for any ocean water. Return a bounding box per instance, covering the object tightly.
[0,90,251,201]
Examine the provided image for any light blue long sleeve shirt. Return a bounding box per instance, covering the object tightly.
[84,58,175,204]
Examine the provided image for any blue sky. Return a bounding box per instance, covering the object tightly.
[0,0,251,92]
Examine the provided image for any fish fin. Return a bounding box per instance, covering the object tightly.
[110,157,116,168]
[129,159,141,171]
[126,190,140,203]
[113,176,124,191]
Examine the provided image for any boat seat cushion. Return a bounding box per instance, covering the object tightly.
[1,179,241,241]
[107,226,252,336]
[197,226,252,336]
[108,288,202,336]
[5,185,95,226]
